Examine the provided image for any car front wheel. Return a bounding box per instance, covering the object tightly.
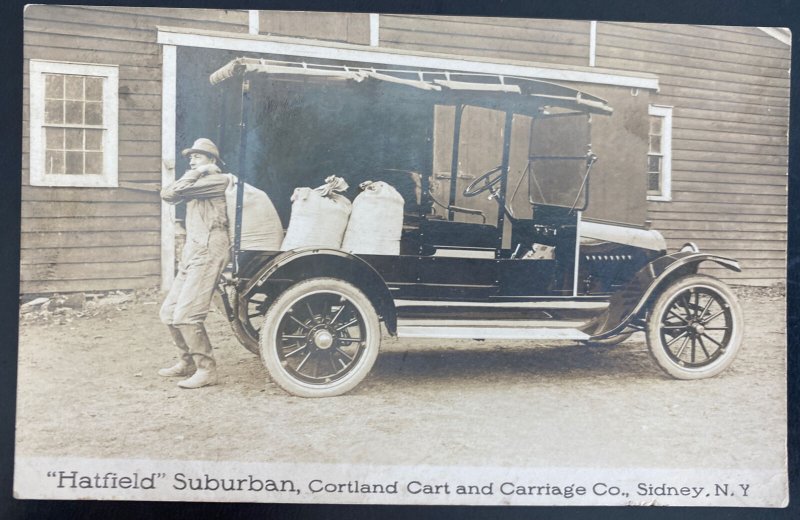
[646,274,743,379]
[259,277,381,397]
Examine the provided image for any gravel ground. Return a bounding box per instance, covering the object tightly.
[15,288,786,472]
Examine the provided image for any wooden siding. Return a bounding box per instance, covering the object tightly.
[379,15,592,67]
[258,11,370,45]
[595,22,789,285]
[21,9,789,292]
[21,5,249,294]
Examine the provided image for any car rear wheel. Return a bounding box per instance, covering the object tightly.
[259,277,381,397]
[646,274,743,379]
[215,284,266,355]
[232,290,269,355]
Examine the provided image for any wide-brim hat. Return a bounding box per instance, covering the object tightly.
[181,138,224,165]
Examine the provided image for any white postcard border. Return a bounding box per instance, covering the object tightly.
[14,456,788,507]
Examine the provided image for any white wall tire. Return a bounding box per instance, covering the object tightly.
[646,274,743,380]
[259,278,381,397]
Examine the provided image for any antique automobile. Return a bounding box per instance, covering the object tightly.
[204,57,743,397]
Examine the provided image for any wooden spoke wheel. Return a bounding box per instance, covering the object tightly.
[259,278,381,397]
[646,275,743,379]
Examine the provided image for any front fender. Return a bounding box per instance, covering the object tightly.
[242,248,398,334]
[583,251,741,338]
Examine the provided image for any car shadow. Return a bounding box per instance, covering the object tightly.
[362,339,663,389]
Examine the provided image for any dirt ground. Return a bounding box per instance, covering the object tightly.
[15,287,786,471]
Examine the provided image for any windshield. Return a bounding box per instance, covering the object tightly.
[528,112,592,210]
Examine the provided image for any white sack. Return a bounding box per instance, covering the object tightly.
[281,177,352,251]
[223,174,284,251]
[342,181,404,255]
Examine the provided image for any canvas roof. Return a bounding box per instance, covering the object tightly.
[209,57,614,116]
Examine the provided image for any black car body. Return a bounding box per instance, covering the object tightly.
[207,57,743,397]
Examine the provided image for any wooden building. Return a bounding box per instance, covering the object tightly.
[21,7,790,294]
[22,6,250,294]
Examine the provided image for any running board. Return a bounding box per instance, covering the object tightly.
[396,321,590,341]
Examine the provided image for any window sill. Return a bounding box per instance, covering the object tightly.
[30,174,118,188]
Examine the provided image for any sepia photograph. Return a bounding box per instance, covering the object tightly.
[13,4,790,507]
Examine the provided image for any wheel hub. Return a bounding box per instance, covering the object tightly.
[691,322,705,335]
[312,329,334,350]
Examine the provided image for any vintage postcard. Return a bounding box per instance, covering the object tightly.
[15,6,789,507]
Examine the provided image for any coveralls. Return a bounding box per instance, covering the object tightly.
[160,168,230,325]
[159,167,230,373]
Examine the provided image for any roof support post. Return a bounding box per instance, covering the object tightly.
[447,104,464,220]
[233,78,250,275]
[495,110,514,255]
[420,107,435,217]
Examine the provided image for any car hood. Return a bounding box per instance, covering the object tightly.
[581,220,667,251]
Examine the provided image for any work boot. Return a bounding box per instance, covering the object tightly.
[158,325,196,377]
[176,324,218,389]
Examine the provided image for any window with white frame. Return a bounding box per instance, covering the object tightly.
[29,60,118,187]
[647,104,672,201]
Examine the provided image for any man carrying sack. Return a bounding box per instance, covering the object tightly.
[158,138,230,389]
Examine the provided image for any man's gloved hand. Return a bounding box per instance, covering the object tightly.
[194,163,222,175]
[182,163,221,181]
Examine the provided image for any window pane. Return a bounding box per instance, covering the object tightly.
[65,100,84,124]
[85,129,103,150]
[85,77,103,101]
[649,134,662,154]
[650,116,663,136]
[45,127,64,150]
[45,74,63,99]
[648,155,662,173]
[45,150,65,174]
[35,66,116,185]
[65,128,84,150]
[65,151,84,175]
[648,171,661,192]
[85,101,103,125]
[64,75,84,100]
[85,152,103,174]
[44,100,64,124]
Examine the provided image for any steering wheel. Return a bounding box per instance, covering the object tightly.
[463,165,504,197]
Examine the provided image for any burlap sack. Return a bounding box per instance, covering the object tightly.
[280,177,352,251]
[342,181,404,255]
[223,174,284,251]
